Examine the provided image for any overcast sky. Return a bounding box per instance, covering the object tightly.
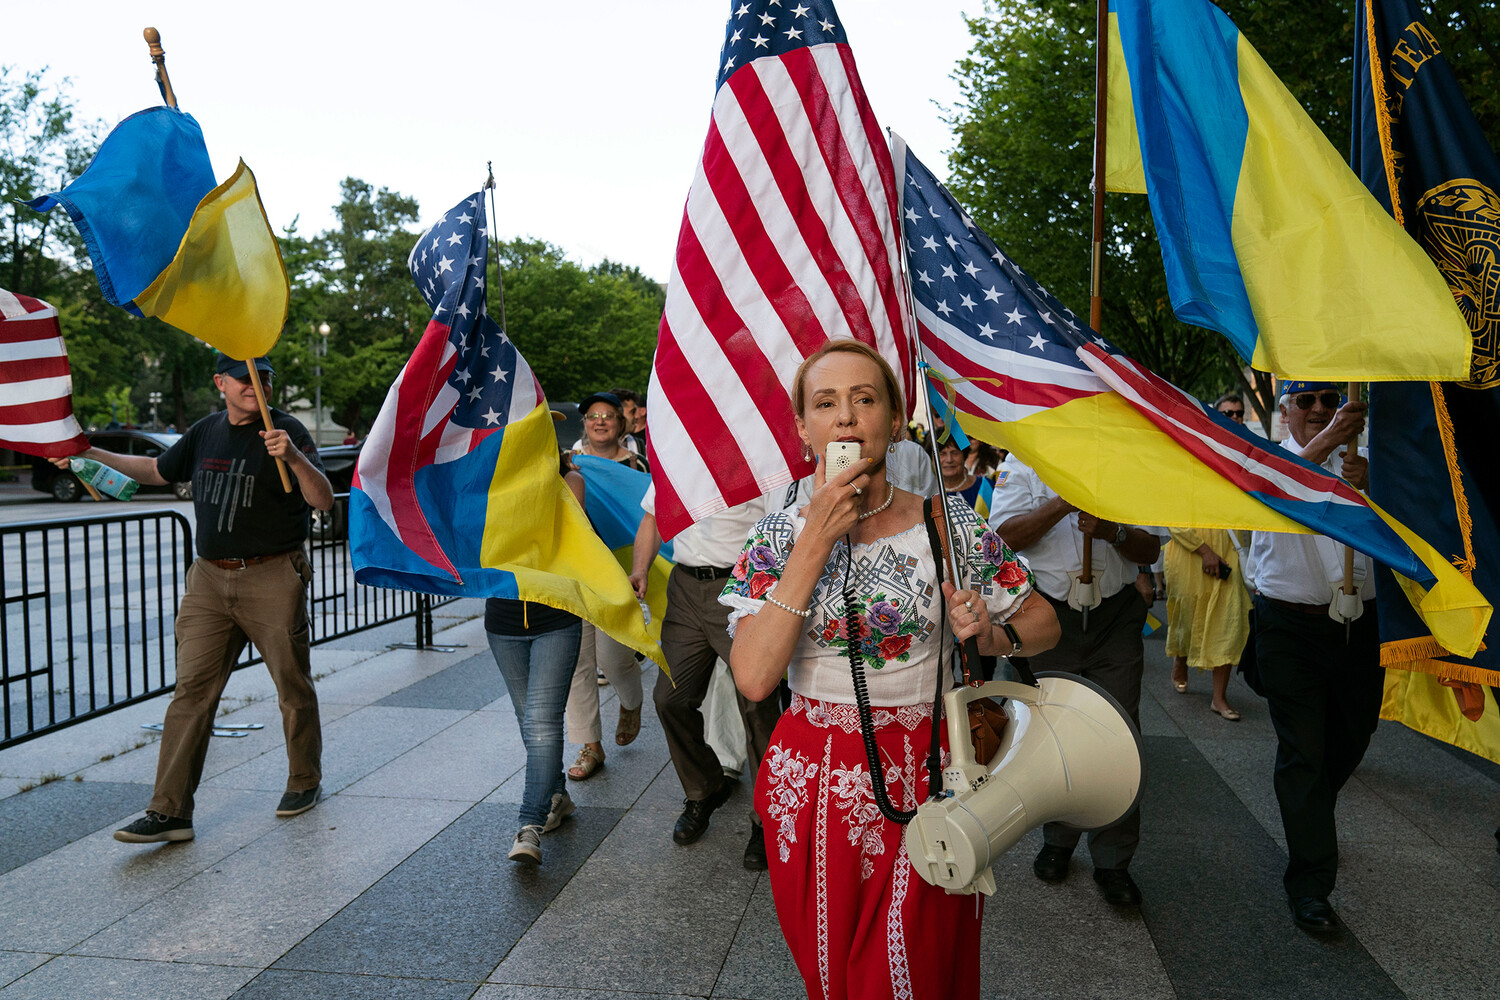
[16,0,985,283]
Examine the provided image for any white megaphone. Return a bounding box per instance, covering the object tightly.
[904,671,1143,896]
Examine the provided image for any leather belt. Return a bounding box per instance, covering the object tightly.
[1264,596,1374,615]
[205,549,297,571]
[1266,597,1331,615]
[678,563,732,581]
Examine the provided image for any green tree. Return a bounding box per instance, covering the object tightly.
[0,66,99,297]
[948,1,1500,427]
[307,179,431,436]
[497,242,664,402]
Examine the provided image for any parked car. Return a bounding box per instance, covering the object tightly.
[310,441,361,540]
[552,401,582,453]
[30,429,192,502]
[317,441,361,494]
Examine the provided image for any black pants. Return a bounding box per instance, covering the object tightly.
[1254,595,1383,898]
[653,567,782,802]
[1030,586,1149,870]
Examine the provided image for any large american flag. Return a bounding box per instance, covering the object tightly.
[354,193,543,583]
[895,136,1442,586]
[647,0,914,539]
[0,288,88,459]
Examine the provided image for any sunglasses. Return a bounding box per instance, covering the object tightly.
[583,412,617,423]
[1219,408,1244,420]
[1290,391,1341,411]
[221,373,271,386]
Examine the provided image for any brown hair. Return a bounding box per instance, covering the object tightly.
[791,339,905,419]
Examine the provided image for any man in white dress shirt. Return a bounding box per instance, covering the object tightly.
[630,487,782,868]
[988,456,1160,907]
[1249,380,1379,935]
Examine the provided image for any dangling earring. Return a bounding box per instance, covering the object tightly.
[888,442,896,454]
[802,444,813,463]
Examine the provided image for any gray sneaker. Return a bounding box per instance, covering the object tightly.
[508,825,543,864]
[543,790,576,833]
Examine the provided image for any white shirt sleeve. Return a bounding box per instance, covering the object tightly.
[985,460,1044,533]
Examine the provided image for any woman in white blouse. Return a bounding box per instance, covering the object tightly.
[720,340,1058,1000]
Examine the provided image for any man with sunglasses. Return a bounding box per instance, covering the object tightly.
[1248,379,1378,935]
[1214,393,1245,422]
[61,354,333,844]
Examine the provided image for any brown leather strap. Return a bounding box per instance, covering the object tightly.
[205,549,296,570]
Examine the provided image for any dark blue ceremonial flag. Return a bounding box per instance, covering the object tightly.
[1354,0,1500,754]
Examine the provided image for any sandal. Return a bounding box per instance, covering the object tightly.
[567,745,605,780]
[616,705,642,746]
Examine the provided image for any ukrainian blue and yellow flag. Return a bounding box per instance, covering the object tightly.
[27,106,287,360]
[572,455,676,645]
[1104,0,1472,382]
[1354,0,1500,762]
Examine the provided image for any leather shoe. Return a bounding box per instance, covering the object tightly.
[1289,895,1339,933]
[1093,867,1142,906]
[672,781,733,845]
[1032,844,1072,883]
[743,822,768,871]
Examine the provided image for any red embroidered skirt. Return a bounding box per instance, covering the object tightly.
[756,694,982,1000]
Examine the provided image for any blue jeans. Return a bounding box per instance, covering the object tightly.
[487,623,581,828]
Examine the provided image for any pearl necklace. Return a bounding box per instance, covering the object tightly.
[858,483,895,520]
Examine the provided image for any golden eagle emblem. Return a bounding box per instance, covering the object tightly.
[1415,179,1500,390]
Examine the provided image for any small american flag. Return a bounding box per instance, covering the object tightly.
[0,288,88,459]
[647,0,913,539]
[354,193,542,582]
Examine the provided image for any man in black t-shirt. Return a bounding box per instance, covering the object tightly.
[61,356,334,844]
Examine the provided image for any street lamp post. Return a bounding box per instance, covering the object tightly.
[313,321,330,445]
[148,391,162,430]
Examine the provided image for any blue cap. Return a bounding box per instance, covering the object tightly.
[215,354,274,379]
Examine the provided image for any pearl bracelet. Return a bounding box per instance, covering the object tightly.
[766,593,811,619]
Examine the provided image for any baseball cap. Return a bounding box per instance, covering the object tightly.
[579,391,623,415]
[215,354,275,379]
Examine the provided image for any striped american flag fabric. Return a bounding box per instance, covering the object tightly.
[646,0,914,540]
[0,287,88,459]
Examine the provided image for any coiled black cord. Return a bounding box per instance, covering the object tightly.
[843,535,919,825]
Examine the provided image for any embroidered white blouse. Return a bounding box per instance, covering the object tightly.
[719,503,1034,707]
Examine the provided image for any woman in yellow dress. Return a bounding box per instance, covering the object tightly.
[1165,527,1248,720]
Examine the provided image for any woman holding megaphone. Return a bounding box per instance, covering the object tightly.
[721,341,1060,1000]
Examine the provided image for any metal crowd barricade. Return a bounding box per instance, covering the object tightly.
[0,494,453,749]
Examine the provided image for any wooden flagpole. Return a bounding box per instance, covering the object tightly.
[246,364,294,493]
[143,28,177,109]
[1078,0,1113,631]
[142,27,292,493]
[1339,381,1362,638]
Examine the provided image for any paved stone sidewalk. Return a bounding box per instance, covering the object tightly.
[0,598,1496,999]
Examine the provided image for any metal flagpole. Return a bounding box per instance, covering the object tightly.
[888,129,990,654]
[483,162,508,335]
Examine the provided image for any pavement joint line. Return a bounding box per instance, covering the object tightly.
[713,862,767,993]
[59,951,267,970]
[253,798,497,981]
[56,792,356,957]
